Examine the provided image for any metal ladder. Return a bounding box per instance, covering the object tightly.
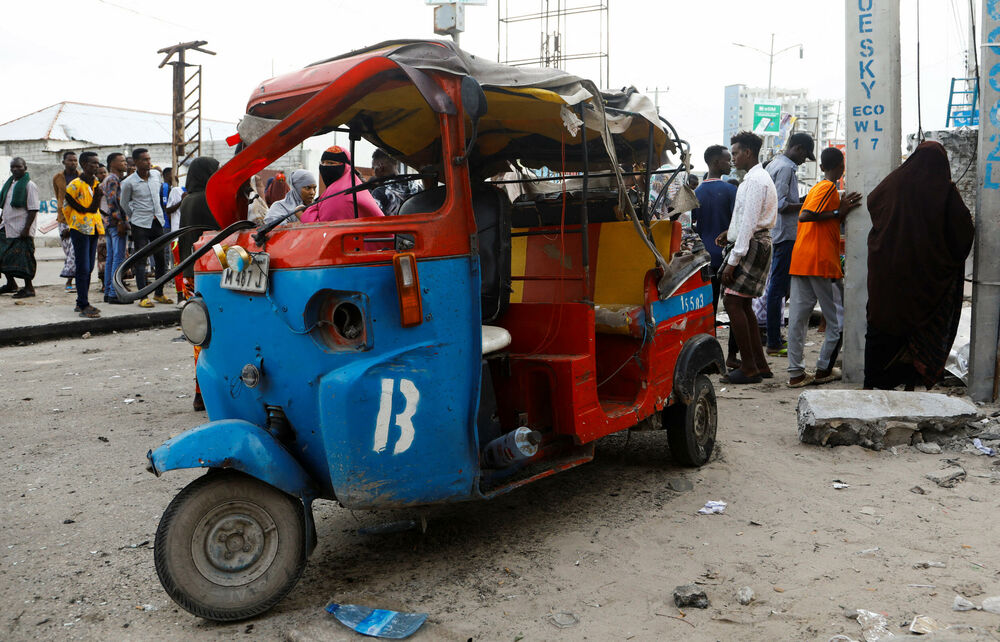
[947,77,979,127]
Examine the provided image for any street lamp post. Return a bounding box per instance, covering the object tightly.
[732,33,804,99]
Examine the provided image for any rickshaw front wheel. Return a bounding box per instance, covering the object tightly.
[154,470,307,621]
[664,374,717,466]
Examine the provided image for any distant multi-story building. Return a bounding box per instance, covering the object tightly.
[723,84,841,183]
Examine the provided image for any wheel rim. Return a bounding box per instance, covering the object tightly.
[692,395,715,444]
[191,500,279,587]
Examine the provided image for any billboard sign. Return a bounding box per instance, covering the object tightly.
[753,102,781,135]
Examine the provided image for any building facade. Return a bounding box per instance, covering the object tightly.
[723,84,841,183]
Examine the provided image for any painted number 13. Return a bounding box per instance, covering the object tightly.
[373,378,420,455]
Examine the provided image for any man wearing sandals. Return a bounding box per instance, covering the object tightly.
[120,148,173,308]
[63,152,105,318]
[0,158,40,298]
[717,131,777,384]
[786,147,862,387]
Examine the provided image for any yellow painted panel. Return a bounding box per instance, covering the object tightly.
[593,221,673,306]
[510,231,527,303]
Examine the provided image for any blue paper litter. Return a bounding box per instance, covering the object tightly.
[326,602,428,639]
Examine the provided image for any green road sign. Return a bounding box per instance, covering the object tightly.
[753,103,781,135]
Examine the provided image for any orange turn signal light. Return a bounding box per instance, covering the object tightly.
[393,252,423,327]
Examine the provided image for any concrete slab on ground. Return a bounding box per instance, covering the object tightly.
[797,389,980,450]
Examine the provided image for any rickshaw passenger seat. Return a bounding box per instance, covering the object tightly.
[399,184,512,322]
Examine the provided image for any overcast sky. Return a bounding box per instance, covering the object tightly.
[0,0,975,165]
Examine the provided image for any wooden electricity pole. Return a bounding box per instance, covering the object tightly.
[157,40,215,183]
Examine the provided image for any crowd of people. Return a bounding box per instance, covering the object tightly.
[689,130,974,390]
[0,144,427,320]
[0,133,974,392]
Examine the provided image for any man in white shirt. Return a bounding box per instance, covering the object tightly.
[716,131,778,384]
[120,148,173,308]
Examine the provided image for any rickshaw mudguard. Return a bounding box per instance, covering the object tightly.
[146,419,320,500]
[671,333,725,404]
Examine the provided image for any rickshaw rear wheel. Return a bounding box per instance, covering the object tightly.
[154,470,307,622]
[664,374,717,466]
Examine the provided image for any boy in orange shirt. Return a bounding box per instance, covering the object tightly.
[786,148,862,387]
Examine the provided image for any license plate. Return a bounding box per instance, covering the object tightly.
[220,253,269,294]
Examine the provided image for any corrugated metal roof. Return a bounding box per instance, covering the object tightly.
[0,102,235,145]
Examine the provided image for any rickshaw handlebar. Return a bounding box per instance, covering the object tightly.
[112,220,258,303]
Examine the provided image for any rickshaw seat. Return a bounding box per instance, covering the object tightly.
[482,325,512,354]
[594,303,646,338]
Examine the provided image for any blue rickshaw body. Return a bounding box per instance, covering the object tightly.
[149,254,484,509]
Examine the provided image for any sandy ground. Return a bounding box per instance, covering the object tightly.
[2,324,1000,641]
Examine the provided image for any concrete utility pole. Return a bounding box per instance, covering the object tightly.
[842,0,901,383]
[157,41,215,183]
[969,0,1000,402]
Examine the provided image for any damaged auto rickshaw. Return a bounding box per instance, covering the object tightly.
[114,40,723,621]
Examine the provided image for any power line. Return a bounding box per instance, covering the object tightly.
[96,0,190,31]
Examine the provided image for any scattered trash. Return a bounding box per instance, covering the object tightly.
[925,465,966,488]
[855,609,893,642]
[97,436,109,443]
[673,584,710,609]
[915,442,942,455]
[736,586,755,605]
[697,500,727,515]
[136,604,157,612]
[548,612,579,629]
[907,584,936,589]
[828,636,860,642]
[666,478,694,492]
[909,486,927,495]
[773,586,785,593]
[908,615,942,634]
[325,603,427,639]
[972,438,996,456]
[483,426,542,468]
[912,561,946,569]
[805,341,815,347]
[981,596,1000,615]
[859,506,878,516]
[855,547,880,558]
[62,519,74,524]
[81,332,91,339]
[832,480,850,489]
[952,595,976,611]
[123,398,136,405]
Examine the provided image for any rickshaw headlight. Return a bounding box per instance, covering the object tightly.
[180,297,211,346]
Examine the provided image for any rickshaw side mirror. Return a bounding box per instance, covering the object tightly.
[461,76,488,121]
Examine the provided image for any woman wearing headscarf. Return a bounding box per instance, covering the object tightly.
[300,146,383,222]
[262,169,317,227]
[176,156,221,287]
[264,173,290,206]
[864,141,975,390]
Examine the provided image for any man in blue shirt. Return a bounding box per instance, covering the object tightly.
[764,132,814,355]
[691,144,739,366]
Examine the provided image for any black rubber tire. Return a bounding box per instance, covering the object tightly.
[664,374,717,466]
[154,470,307,622]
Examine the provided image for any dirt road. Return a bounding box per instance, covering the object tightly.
[2,327,999,641]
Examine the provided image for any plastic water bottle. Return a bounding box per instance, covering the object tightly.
[483,427,542,468]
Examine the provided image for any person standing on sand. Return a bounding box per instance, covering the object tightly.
[717,131,777,384]
[785,148,862,388]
